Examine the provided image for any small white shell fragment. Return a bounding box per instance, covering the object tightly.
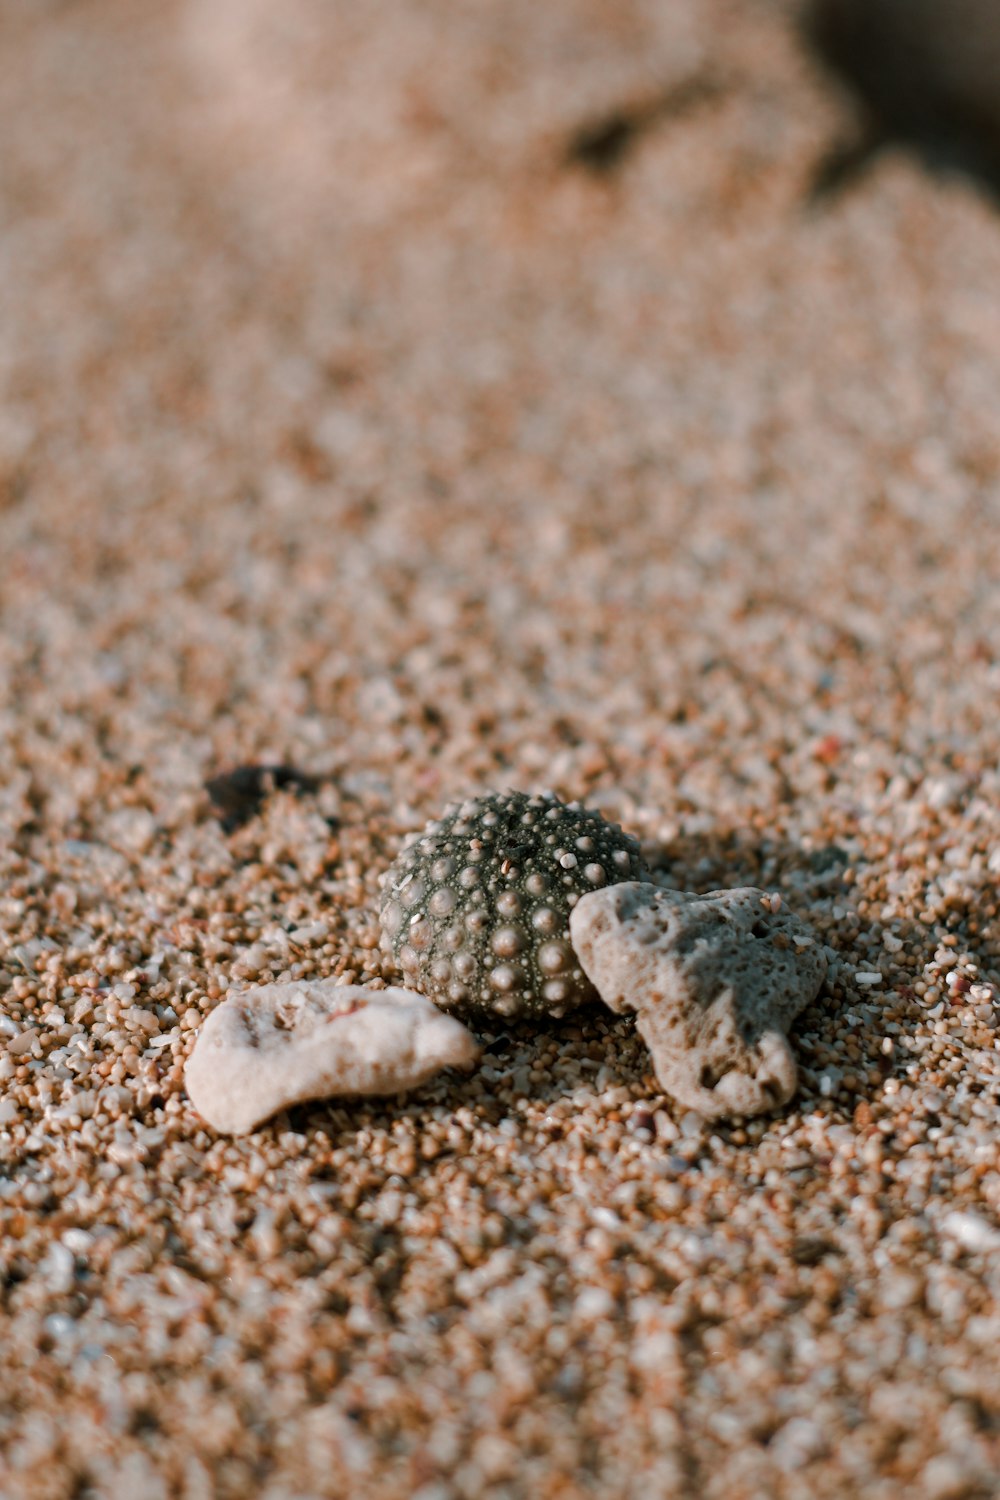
[185,981,480,1135]
[940,1211,1000,1254]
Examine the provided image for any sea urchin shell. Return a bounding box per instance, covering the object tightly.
[379,789,649,1018]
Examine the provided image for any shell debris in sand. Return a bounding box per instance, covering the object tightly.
[185,981,480,1135]
[570,884,827,1119]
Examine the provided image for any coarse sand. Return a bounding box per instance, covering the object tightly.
[1,2,999,1497]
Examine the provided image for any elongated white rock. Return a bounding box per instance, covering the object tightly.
[570,884,827,1119]
[185,981,480,1135]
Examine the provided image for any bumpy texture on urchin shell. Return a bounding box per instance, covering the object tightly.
[379,790,649,1018]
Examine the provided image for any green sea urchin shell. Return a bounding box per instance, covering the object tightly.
[379,789,649,1018]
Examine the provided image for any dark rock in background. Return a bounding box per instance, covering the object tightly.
[804,0,1000,194]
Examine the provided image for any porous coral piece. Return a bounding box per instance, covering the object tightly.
[379,790,648,1017]
[185,981,480,1134]
[570,884,827,1118]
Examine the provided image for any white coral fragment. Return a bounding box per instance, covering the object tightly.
[570,884,827,1119]
[185,981,480,1135]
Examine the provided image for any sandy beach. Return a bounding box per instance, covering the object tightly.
[1,1,999,1496]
